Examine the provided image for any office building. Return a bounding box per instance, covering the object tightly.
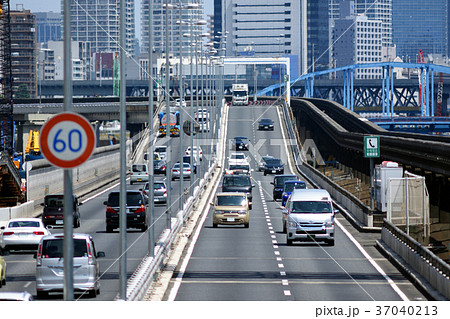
[331,3,383,79]
[392,0,448,60]
[67,0,135,56]
[35,12,61,44]
[140,0,204,56]
[10,9,37,98]
[222,0,307,76]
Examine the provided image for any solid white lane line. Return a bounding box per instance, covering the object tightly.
[336,219,409,301]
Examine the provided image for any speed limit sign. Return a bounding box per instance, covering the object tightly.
[40,112,96,169]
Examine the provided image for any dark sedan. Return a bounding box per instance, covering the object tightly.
[258,118,274,130]
[153,160,167,175]
[234,136,249,151]
[263,158,284,176]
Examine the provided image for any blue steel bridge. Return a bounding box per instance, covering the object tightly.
[258,61,450,134]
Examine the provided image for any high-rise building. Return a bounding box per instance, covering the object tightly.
[222,0,307,75]
[10,9,37,98]
[67,0,135,56]
[140,0,204,56]
[35,12,61,44]
[392,0,448,60]
[331,2,383,79]
[330,0,393,49]
[307,0,330,74]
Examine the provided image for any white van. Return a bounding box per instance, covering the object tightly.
[130,163,149,184]
[284,189,336,246]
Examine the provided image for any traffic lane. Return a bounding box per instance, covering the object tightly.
[174,197,290,301]
[255,176,407,301]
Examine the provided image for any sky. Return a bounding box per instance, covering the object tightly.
[9,0,214,39]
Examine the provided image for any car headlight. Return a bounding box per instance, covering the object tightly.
[238,210,247,215]
[324,221,334,228]
[288,220,297,227]
[214,210,224,214]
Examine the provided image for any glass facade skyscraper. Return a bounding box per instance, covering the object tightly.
[392,0,448,60]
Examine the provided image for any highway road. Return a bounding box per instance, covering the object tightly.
[1,104,217,300]
[161,103,429,301]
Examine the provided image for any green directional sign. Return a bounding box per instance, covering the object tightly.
[364,136,380,158]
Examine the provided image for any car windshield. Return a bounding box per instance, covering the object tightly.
[266,159,282,165]
[45,195,64,207]
[260,119,272,124]
[42,239,87,258]
[223,176,250,187]
[284,182,306,193]
[290,201,332,214]
[108,192,144,206]
[234,91,247,97]
[274,176,297,187]
[132,164,147,172]
[8,220,40,228]
[216,195,247,206]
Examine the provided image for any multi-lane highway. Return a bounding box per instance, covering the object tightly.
[1,101,430,301]
[159,103,429,301]
[1,104,217,300]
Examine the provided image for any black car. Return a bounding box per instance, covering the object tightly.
[41,194,81,228]
[258,118,274,130]
[234,136,249,151]
[221,174,254,208]
[103,190,148,232]
[271,174,298,201]
[263,158,284,175]
[153,159,167,175]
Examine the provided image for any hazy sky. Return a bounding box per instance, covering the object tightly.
[10,0,214,39]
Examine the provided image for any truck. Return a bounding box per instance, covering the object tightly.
[158,111,180,137]
[232,83,249,106]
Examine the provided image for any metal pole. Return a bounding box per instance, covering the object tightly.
[179,2,184,211]
[370,157,374,211]
[165,0,172,229]
[406,176,409,235]
[119,0,127,300]
[148,0,155,257]
[195,37,199,188]
[190,26,195,192]
[63,0,74,301]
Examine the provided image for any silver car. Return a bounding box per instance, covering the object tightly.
[35,233,105,298]
[171,162,191,180]
[142,181,167,204]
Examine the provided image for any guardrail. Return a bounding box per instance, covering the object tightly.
[381,219,450,299]
[122,100,228,301]
[278,97,375,228]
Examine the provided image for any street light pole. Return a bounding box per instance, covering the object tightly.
[148,0,155,257]
[164,0,171,230]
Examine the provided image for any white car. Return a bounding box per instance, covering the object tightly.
[154,145,168,161]
[185,146,203,161]
[175,99,186,107]
[0,218,51,252]
[229,152,248,162]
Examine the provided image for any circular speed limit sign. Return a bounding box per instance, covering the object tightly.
[40,112,96,169]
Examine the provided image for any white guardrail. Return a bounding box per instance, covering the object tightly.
[123,100,228,301]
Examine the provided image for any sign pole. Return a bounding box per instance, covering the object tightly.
[63,0,74,301]
[364,136,380,211]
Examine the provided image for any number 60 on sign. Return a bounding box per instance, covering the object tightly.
[40,112,96,169]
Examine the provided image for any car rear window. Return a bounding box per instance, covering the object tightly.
[266,159,282,165]
[153,182,165,189]
[107,192,144,206]
[45,195,64,207]
[284,182,307,193]
[223,176,250,187]
[216,195,247,206]
[42,239,88,258]
[229,164,250,171]
[132,164,147,172]
[8,221,40,228]
[274,176,297,187]
[155,147,166,153]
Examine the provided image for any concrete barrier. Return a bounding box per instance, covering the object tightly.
[0,201,35,226]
